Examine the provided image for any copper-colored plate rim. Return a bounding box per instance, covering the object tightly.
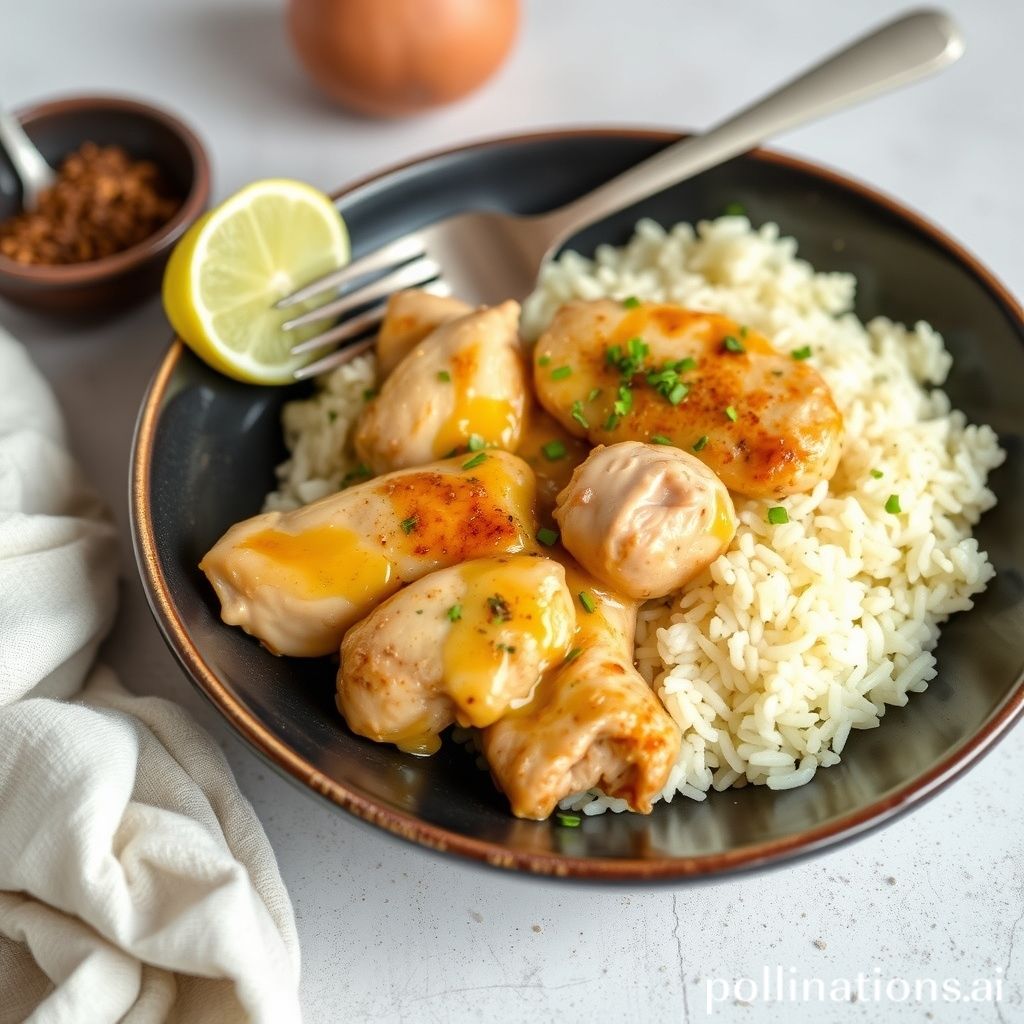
[0,94,211,284]
[130,127,1024,881]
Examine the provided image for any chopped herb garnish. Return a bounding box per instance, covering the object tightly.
[587,387,602,402]
[538,355,551,367]
[870,469,884,479]
[723,200,746,216]
[556,812,582,827]
[578,591,596,614]
[622,296,641,309]
[467,434,485,451]
[570,401,589,429]
[437,370,451,382]
[542,440,567,461]
[723,335,745,353]
[447,604,462,622]
[604,412,620,431]
[725,405,738,422]
[791,346,812,360]
[551,365,573,381]
[692,435,709,452]
[606,337,649,380]
[676,357,698,373]
[536,526,559,547]
[767,506,789,525]
[341,463,371,487]
[650,434,673,445]
[462,452,487,470]
[487,593,511,622]
[564,646,583,664]
[613,384,633,417]
[885,494,902,515]
[667,381,689,405]
[400,515,418,534]
[362,388,377,401]
[740,325,749,338]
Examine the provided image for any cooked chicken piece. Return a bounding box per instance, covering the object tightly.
[481,562,681,819]
[337,555,575,755]
[513,404,590,520]
[376,289,472,378]
[355,300,528,474]
[554,441,736,599]
[200,450,537,657]
[533,300,843,498]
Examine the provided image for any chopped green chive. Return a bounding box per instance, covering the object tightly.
[571,401,589,429]
[437,370,451,382]
[578,591,596,614]
[400,515,418,534]
[767,506,789,525]
[447,604,462,622]
[723,200,746,216]
[725,405,738,422]
[667,381,689,405]
[692,435,709,452]
[551,365,573,381]
[542,440,567,461]
[604,412,620,431]
[622,296,641,309]
[467,434,485,452]
[885,494,902,515]
[341,463,371,487]
[613,384,633,417]
[677,357,698,373]
[791,346,812,360]
[870,469,884,479]
[586,387,602,402]
[536,526,559,547]
[362,388,377,401]
[462,452,487,470]
[538,355,551,367]
[739,325,749,338]
[487,593,511,622]
[723,335,745,353]
[650,434,673,445]
[564,646,583,664]
[628,336,649,362]
[556,812,582,827]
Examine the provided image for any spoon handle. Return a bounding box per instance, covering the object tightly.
[544,9,964,243]
[0,108,56,212]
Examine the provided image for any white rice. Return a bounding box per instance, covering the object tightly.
[267,216,1005,815]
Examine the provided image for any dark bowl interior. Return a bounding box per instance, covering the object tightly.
[0,95,209,312]
[133,130,1024,880]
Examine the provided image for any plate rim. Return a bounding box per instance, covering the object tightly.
[130,126,1024,881]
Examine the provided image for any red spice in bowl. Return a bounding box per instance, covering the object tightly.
[0,142,181,266]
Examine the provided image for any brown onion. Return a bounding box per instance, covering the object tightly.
[287,0,519,117]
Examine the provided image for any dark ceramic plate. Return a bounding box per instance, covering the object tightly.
[131,129,1024,881]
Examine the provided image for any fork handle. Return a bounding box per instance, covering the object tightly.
[541,9,963,246]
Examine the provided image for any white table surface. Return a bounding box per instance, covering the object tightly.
[3,1,1022,1021]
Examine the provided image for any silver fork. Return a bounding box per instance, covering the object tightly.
[281,9,962,381]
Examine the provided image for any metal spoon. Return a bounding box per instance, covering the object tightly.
[0,107,56,211]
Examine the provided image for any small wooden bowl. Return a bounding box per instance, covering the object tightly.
[0,94,210,313]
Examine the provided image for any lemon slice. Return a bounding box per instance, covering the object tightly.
[163,179,349,384]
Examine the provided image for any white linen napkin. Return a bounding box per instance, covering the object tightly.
[0,327,302,1023]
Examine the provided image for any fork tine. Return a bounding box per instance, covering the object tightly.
[289,301,386,357]
[282,256,441,331]
[293,335,378,381]
[275,234,427,309]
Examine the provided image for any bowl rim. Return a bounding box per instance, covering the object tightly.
[0,93,211,284]
[131,126,1024,881]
